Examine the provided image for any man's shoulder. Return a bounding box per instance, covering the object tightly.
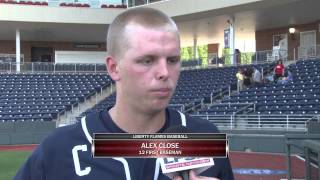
[40,121,84,150]
[44,110,104,143]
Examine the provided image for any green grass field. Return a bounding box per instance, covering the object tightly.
[0,151,31,180]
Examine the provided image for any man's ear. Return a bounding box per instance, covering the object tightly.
[106,56,120,81]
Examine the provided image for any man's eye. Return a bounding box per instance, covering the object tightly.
[140,59,153,65]
[168,57,180,64]
[137,57,154,65]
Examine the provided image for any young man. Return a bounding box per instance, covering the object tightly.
[14,7,234,180]
[253,67,262,86]
[236,69,244,91]
[274,60,285,82]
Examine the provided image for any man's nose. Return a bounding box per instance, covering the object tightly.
[156,59,169,80]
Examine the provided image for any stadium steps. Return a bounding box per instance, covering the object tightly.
[57,83,116,126]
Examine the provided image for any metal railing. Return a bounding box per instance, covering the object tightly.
[0,62,107,73]
[208,49,288,67]
[128,0,164,7]
[191,114,320,131]
[234,103,255,114]
[0,53,24,63]
[210,87,230,103]
[184,98,204,113]
[0,49,288,73]
[297,45,320,60]
[285,131,320,180]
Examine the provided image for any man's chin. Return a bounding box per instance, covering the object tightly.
[150,101,170,111]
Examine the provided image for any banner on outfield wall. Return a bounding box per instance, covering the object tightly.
[55,51,107,64]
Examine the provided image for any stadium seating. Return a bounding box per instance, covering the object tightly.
[100,4,108,8]
[217,58,320,115]
[101,4,127,8]
[80,62,274,116]
[59,3,90,7]
[0,73,112,122]
[0,0,48,5]
[18,63,107,73]
[0,0,18,4]
[0,0,126,8]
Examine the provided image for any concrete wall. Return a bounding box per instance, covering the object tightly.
[256,21,320,60]
[0,4,122,24]
[0,0,261,24]
[208,43,219,55]
[224,130,306,154]
[0,40,106,62]
[229,134,286,153]
[55,50,107,63]
[0,121,56,145]
[147,0,260,17]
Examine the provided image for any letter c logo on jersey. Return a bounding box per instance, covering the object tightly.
[72,145,91,176]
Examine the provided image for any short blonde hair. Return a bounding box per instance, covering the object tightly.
[106,7,180,59]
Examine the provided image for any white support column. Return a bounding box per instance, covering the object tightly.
[16,29,21,72]
[229,16,235,65]
[193,37,199,65]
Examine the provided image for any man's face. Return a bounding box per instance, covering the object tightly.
[116,25,181,113]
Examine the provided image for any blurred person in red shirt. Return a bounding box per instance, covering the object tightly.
[274,60,284,82]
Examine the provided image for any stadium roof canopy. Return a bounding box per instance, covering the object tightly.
[0,0,319,46]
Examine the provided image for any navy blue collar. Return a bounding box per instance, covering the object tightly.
[97,107,172,133]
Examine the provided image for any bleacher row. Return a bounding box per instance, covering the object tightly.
[0,63,107,72]
[0,73,112,122]
[81,62,275,116]
[201,58,320,115]
[0,0,127,8]
[1,59,320,123]
[173,62,273,110]
[59,3,127,8]
[0,0,48,5]
[0,61,207,73]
